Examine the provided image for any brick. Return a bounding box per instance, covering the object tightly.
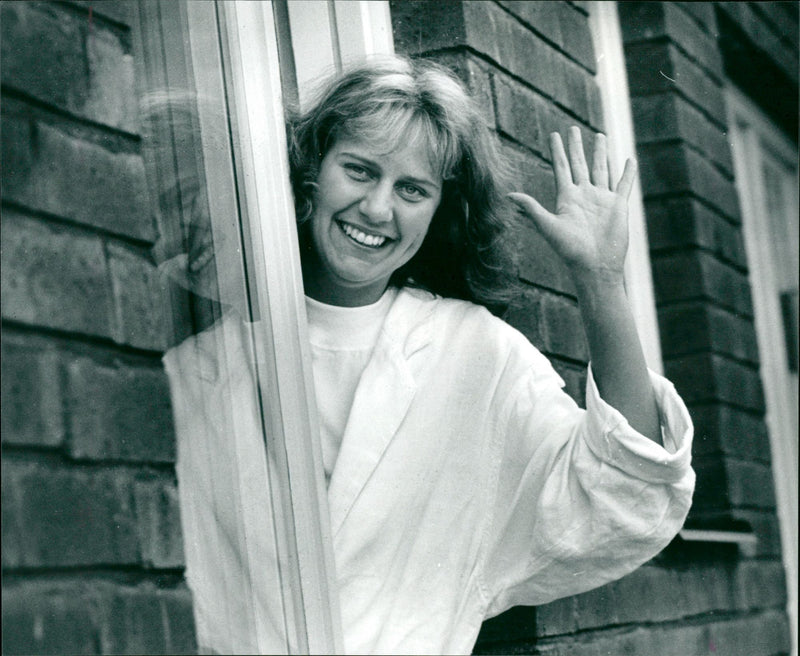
[608,566,684,625]
[2,459,140,567]
[159,588,198,655]
[475,605,538,646]
[706,608,790,656]
[496,1,563,52]
[534,596,576,637]
[107,242,170,351]
[506,287,588,363]
[572,581,618,630]
[632,93,733,175]
[688,403,771,462]
[389,0,466,55]
[664,352,765,411]
[731,510,783,558]
[133,476,184,568]
[638,142,739,222]
[1,335,65,447]
[693,457,777,511]
[618,2,723,79]
[535,610,790,656]
[1,584,100,655]
[717,2,798,82]
[463,2,560,101]
[533,625,706,656]
[495,75,597,159]
[517,221,575,296]
[645,197,747,267]
[429,52,496,129]
[549,358,586,407]
[1,470,24,569]
[733,559,788,612]
[657,302,759,363]
[555,2,596,73]
[101,588,168,655]
[497,2,596,73]
[0,2,137,132]
[2,581,196,656]
[651,250,752,316]
[676,564,736,617]
[625,41,726,127]
[494,74,547,156]
[1,210,115,337]
[455,2,598,123]
[65,356,175,463]
[673,2,718,35]
[689,508,783,558]
[1,111,153,241]
[749,3,800,50]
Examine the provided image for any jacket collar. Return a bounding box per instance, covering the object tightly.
[171,290,439,538]
[327,288,437,536]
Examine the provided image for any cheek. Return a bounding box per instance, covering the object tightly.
[402,206,438,250]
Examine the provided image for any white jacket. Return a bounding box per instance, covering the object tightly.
[164,287,695,655]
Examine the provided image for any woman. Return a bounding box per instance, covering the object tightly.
[163,55,694,654]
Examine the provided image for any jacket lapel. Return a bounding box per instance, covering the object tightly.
[327,289,436,537]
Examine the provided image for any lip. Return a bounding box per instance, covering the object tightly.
[336,220,395,249]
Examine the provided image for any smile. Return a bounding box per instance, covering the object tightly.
[339,221,390,248]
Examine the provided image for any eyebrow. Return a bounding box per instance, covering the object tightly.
[338,151,442,191]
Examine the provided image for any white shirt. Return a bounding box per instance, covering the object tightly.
[306,288,396,483]
[164,287,695,655]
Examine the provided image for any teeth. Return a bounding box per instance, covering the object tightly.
[341,223,387,248]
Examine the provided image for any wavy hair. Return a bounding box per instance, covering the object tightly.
[287,55,520,313]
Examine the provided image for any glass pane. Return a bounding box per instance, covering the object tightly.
[134,2,307,652]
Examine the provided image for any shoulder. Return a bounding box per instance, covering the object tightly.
[392,287,553,374]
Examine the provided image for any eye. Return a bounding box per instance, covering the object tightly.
[396,183,428,202]
[343,163,371,181]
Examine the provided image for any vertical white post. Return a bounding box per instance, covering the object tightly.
[219,1,344,652]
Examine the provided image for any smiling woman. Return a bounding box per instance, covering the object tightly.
[161,53,695,655]
[301,137,443,307]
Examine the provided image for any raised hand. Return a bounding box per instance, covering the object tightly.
[509,126,636,286]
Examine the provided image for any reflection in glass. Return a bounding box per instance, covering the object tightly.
[135,2,308,652]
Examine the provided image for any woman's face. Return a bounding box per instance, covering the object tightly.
[303,135,443,306]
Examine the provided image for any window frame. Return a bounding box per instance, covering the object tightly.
[726,82,798,656]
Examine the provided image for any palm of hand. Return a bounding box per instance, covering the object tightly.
[509,127,636,283]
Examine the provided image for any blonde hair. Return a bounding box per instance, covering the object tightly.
[288,55,519,313]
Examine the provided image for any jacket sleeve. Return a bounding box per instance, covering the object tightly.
[480,352,695,618]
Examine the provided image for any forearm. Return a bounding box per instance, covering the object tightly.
[574,273,662,445]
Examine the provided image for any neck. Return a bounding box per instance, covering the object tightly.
[301,253,388,308]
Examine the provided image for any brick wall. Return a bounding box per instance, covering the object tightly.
[392,0,600,406]
[392,1,793,654]
[1,2,196,653]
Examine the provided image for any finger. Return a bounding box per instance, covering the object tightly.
[507,192,561,245]
[591,133,610,189]
[567,126,590,184]
[549,132,572,195]
[615,158,637,200]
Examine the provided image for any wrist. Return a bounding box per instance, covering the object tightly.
[570,267,626,298]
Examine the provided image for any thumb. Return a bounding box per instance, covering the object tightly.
[507,192,560,242]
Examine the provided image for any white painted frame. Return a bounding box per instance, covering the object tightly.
[727,83,799,656]
[588,1,664,373]
[215,2,345,652]
[185,2,394,651]
[286,0,395,109]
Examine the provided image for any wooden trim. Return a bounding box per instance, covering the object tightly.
[216,1,344,652]
[727,83,798,656]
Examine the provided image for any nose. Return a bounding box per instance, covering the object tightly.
[358,181,393,224]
